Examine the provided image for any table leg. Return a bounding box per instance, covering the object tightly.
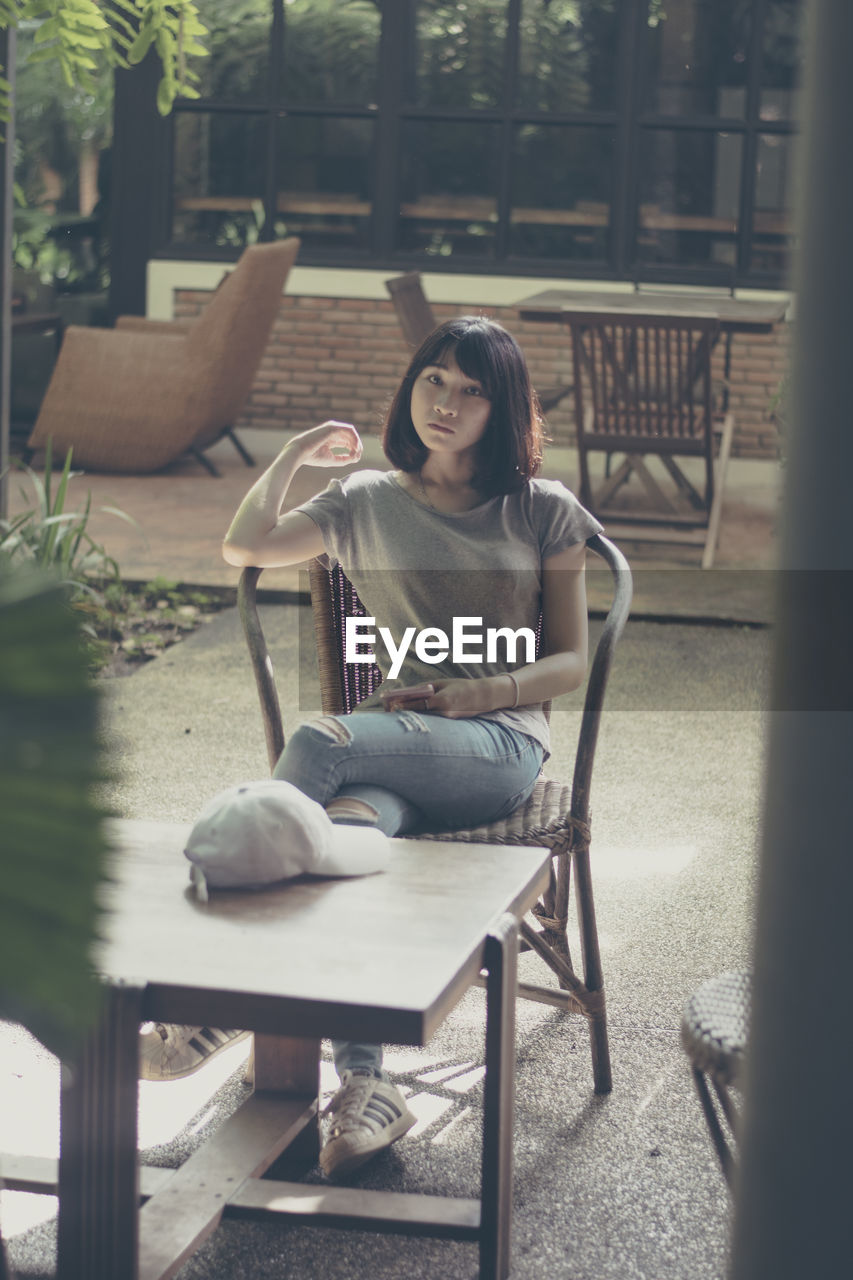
[479,913,518,1280]
[57,981,145,1280]
[251,1034,321,1170]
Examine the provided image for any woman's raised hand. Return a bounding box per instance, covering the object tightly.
[288,421,363,469]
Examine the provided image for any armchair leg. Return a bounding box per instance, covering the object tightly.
[190,446,221,478]
[225,427,256,468]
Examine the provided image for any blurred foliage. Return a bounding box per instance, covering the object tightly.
[0,562,111,1062]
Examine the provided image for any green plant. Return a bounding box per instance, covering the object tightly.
[0,440,138,597]
[0,562,111,1061]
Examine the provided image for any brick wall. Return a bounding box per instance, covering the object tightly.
[174,288,789,460]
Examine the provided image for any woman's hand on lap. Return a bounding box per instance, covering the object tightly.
[425,677,508,719]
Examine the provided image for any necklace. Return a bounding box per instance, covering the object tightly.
[417,469,438,511]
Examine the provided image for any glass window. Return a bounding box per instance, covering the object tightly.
[517,0,619,113]
[635,128,743,270]
[280,0,381,106]
[172,113,269,248]
[275,116,374,253]
[398,121,502,259]
[751,132,794,276]
[509,124,615,261]
[642,0,751,118]
[760,0,803,123]
[413,1,509,109]
[193,0,272,102]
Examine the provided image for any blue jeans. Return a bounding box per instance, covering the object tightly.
[274,708,544,1079]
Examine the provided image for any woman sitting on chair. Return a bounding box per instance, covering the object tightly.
[220,316,602,1178]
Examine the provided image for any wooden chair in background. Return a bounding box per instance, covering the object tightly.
[385,271,574,415]
[238,533,633,1094]
[566,310,735,568]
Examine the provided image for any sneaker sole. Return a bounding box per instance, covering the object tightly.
[320,1107,417,1179]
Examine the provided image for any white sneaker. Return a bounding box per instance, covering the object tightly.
[138,1023,250,1081]
[320,1069,417,1178]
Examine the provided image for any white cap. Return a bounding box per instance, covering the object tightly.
[184,779,390,897]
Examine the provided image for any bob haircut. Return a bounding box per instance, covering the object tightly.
[382,317,544,497]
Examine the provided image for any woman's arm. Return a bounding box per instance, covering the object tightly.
[419,541,589,719]
[222,421,361,568]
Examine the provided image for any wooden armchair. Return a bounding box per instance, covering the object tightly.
[385,271,573,415]
[26,239,300,476]
[238,533,632,1094]
[567,310,736,568]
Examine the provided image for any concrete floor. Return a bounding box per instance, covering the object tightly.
[1,429,779,1277]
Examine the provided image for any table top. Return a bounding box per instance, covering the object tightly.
[517,288,788,332]
[96,819,550,1045]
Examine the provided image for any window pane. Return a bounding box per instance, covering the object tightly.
[398,121,501,259]
[751,133,795,277]
[510,125,615,261]
[635,128,743,270]
[172,114,268,248]
[275,117,374,253]
[517,0,619,112]
[193,0,271,102]
[760,0,804,123]
[281,0,381,106]
[413,1,509,109]
[642,0,750,117]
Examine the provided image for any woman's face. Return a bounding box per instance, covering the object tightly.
[409,349,492,462]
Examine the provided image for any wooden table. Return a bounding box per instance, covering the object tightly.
[517,287,789,411]
[47,819,550,1280]
[517,288,788,333]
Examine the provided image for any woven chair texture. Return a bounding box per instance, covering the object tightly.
[680,969,751,1185]
[27,239,300,474]
[238,532,632,1093]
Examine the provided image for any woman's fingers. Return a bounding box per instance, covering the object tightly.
[302,420,363,467]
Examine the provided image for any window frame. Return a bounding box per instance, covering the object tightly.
[131,0,800,289]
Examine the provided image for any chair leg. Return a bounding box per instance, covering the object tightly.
[190,446,221,477]
[691,1068,737,1186]
[701,412,735,569]
[225,426,256,468]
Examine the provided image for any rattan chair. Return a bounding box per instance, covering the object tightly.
[385,271,573,415]
[681,970,751,1187]
[26,239,300,476]
[238,532,632,1094]
[567,310,735,568]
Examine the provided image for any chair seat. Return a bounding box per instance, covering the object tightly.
[680,970,751,1088]
[417,776,576,850]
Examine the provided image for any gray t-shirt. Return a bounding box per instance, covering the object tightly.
[296,470,603,755]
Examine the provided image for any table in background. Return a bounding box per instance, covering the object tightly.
[517,289,789,398]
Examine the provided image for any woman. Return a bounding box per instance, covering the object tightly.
[222,316,602,1177]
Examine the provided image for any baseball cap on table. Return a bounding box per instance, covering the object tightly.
[184,779,390,898]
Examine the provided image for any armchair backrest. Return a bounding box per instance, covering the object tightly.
[188,238,300,426]
[568,311,719,453]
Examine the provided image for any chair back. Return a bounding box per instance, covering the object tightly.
[237,535,633,807]
[187,238,300,437]
[385,272,437,349]
[569,311,718,456]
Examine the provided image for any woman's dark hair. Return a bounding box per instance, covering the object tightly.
[382,316,545,496]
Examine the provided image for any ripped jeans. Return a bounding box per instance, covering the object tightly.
[273,709,544,1080]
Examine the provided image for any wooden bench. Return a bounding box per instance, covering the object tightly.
[10,818,549,1280]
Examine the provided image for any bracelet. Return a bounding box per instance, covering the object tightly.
[505,672,520,710]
